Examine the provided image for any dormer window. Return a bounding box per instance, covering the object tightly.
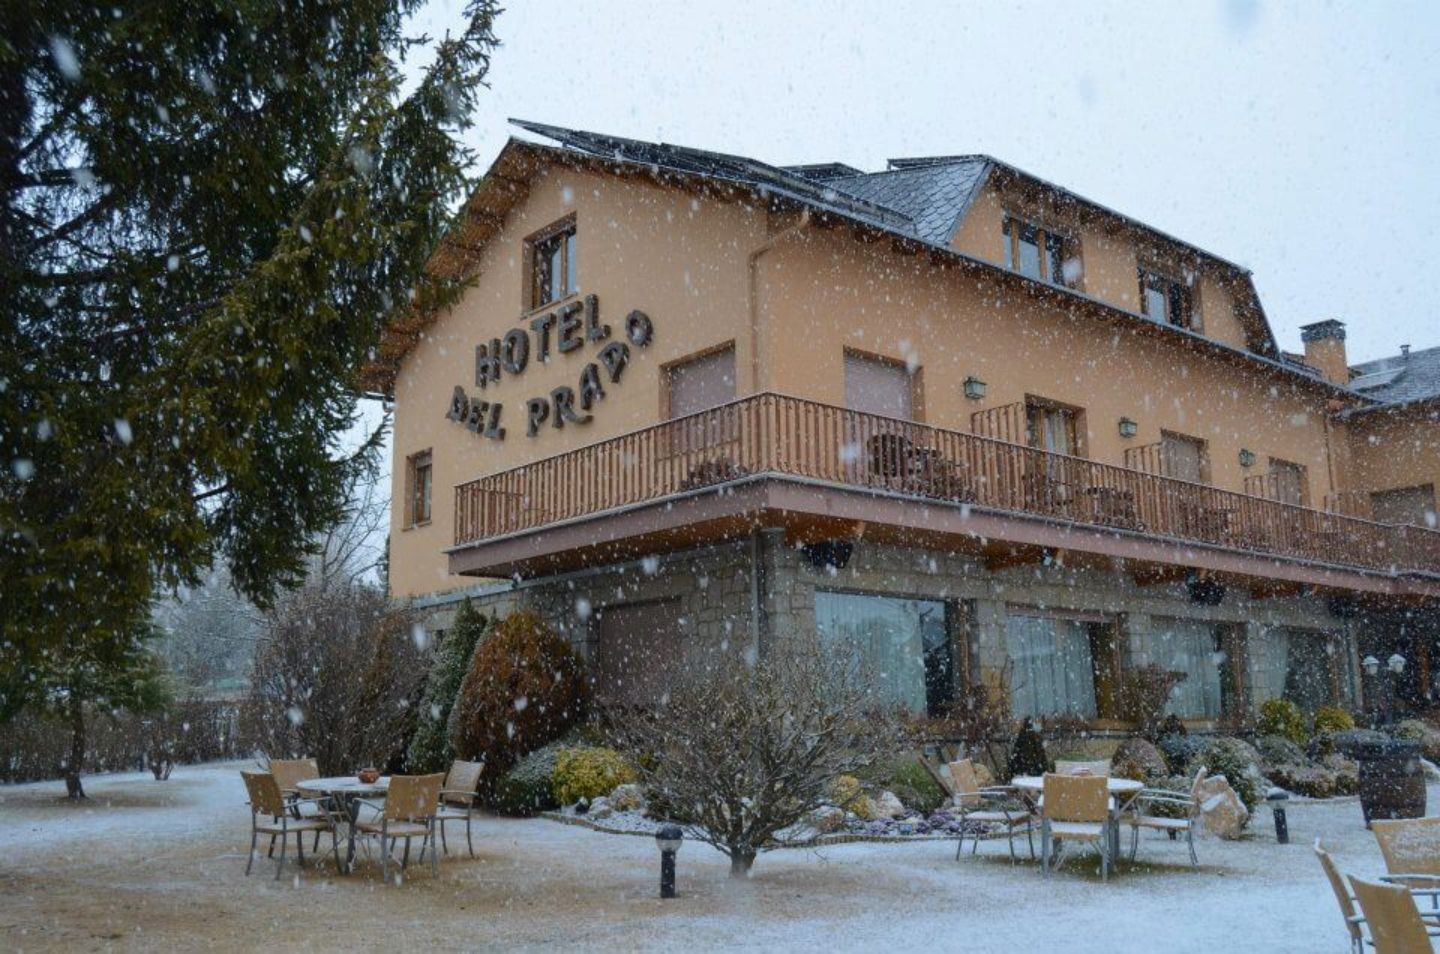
[1002,217,1078,288]
[527,216,577,309]
[1139,268,1195,330]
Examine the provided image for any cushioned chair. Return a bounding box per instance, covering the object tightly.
[354,773,444,884]
[241,770,337,880]
[946,759,1035,862]
[1040,773,1113,881]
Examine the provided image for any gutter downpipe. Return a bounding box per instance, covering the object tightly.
[746,208,810,655]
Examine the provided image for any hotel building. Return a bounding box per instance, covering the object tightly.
[365,120,1440,726]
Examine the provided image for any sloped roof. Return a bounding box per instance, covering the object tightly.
[817,159,990,245]
[361,120,1375,399]
[1351,345,1440,407]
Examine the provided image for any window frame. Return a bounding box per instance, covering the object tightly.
[661,341,738,420]
[524,214,578,311]
[1268,457,1310,508]
[1002,214,1080,289]
[1137,266,1198,330]
[405,448,433,528]
[1024,395,1085,457]
[1159,429,1210,484]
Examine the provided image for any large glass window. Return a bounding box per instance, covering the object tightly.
[1139,268,1194,329]
[1006,613,1099,718]
[1259,627,1349,711]
[1151,619,1224,718]
[815,592,952,714]
[1003,217,1078,288]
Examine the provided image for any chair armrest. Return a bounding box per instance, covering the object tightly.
[1381,874,1440,887]
[440,789,477,802]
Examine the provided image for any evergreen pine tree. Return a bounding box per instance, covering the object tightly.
[407,598,488,773]
[1,2,500,718]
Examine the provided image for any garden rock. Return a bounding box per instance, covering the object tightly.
[810,805,846,833]
[609,783,647,813]
[1394,720,1440,763]
[872,790,906,819]
[1196,774,1249,839]
[587,796,613,820]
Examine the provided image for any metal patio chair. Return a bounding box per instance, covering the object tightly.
[946,758,1035,862]
[1124,766,1207,866]
[1374,817,1440,912]
[241,770,338,880]
[435,760,484,857]
[1350,875,1439,954]
[265,757,323,854]
[1040,772,1113,882]
[353,772,444,884]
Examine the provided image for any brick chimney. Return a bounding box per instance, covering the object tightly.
[1299,319,1349,385]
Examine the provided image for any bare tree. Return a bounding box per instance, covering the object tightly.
[240,582,426,776]
[605,643,902,878]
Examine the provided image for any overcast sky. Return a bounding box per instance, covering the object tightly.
[412,0,1439,364]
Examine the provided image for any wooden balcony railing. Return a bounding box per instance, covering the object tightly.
[454,393,1440,578]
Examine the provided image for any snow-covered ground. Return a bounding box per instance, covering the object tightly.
[0,761,1411,952]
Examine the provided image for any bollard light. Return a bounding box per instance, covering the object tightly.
[655,824,683,899]
[1266,789,1290,845]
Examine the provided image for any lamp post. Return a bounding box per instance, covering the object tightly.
[655,824,683,899]
[1364,653,1407,727]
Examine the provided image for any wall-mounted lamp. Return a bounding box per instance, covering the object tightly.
[1117,417,1138,439]
[963,375,987,400]
[1238,448,1256,468]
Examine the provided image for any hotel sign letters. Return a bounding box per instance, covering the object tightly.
[445,295,654,440]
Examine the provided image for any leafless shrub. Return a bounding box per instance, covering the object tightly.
[604,643,902,878]
[240,583,426,776]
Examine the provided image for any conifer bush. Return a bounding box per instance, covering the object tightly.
[449,610,588,793]
[407,599,490,773]
[1007,718,1049,778]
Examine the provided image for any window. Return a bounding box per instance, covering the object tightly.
[528,217,577,309]
[1138,268,1195,329]
[1025,398,1082,456]
[1270,458,1309,507]
[844,350,916,420]
[1151,619,1225,718]
[1161,431,1209,484]
[1258,627,1350,711]
[1002,217,1078,287]
[1371,484,1437,527]
[405,449,432,527]
[666,345,736,419]
[1006,613,1105,718]
[815,592,952,715]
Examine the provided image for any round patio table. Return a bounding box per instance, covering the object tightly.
[1010,775,1144,866]
[295,776,390,873]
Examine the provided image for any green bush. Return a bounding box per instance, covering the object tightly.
[1110,737,1169,781]
[493,741,566,816]
[860,755,948,814]
[552,745,636,806]
[1257,698,1307,746]
[450,610,589,795]
[1313,706,1356,736]
[406,599,489,773]
[1255,734,1307,767]
[1203,737,1263,815]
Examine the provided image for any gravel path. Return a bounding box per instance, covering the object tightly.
[0,762,1411,952]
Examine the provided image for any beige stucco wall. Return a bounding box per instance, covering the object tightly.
[758,225,1338,500]
[389,167,768,597]
[389,158,1401,601]
[1346,404,1440,504]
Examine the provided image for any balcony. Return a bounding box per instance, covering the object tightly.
[452,393,1440,590]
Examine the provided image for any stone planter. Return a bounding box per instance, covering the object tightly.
[1341,737,1425,826]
